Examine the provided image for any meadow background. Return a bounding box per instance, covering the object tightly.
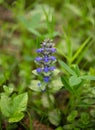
[0,0,95,130]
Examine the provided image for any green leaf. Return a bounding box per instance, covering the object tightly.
[71,65,80,76]
[80,112,90,125]
[0,93,11,117]
[90,109,95,118]
[41,93,54,108]
[80,75,95,81]
[48,109,61,126]
[69,75,81,86]
[29,80,46,92]
[71,37,91,63]
[49,78,63,92]
[58,60,76,76]
[32,69,38,75]
[55,127,63,130]
[12,93,28,114]
[18,14,41,36]
[29,13,42,28]
[63,31,72,64]
[63,124,73,130]
[28,28,41,36]
[52,69,60,76]
[65,4,81,17]
[67,110,78,122]
[8,112,24,123]
[0,73,5,85]
[76,40,93,64]
[61,76,74,93]
[0,92,28,123]
[3,85,14,96]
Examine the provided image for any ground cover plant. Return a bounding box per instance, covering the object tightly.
[0,0,95,130]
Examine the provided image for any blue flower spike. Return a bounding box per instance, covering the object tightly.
[35,39,56,83]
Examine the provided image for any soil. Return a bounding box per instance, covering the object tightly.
[32,120,54,130]
[2,119,54,130]
[0,6,13,22]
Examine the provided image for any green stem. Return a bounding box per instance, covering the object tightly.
[46,86,54,109]
[27,111,33,130]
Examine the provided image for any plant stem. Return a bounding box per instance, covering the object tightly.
[27,111,33,130]
[46,85,54,109]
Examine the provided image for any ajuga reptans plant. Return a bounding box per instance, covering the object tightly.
[35,39,56,83]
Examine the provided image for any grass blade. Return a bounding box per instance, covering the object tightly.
[80,75,95,80]
[71,37,92,63]
[58,60,76,75]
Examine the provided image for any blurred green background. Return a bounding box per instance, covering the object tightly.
[0,0,95,92]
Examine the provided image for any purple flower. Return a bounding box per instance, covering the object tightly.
[49,66,55,71]
[43,76,50,82]
[36,48,44,53]
[35,57,42,62]
[49,56,56,61]
[36,68,42,73]
[43,56,49,62]
[43,66,49,73]
[50,48,56,53]
[38,82,41,86]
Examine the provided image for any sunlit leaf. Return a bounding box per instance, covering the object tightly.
[0,93,11,117]
[67,110,78,122]
[8,112,24,123]
[3,84,14,96]
[52,69,60,76]
[12,93,28,114]
[41,93,55,108]
[69,75,81,86]
[58,60,76,75]
[80,75,95,80]
[49,77,63,92]
[48,109,61,126]
[29,80,46,92]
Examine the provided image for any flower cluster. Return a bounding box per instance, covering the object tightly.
[35,39,56,82]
